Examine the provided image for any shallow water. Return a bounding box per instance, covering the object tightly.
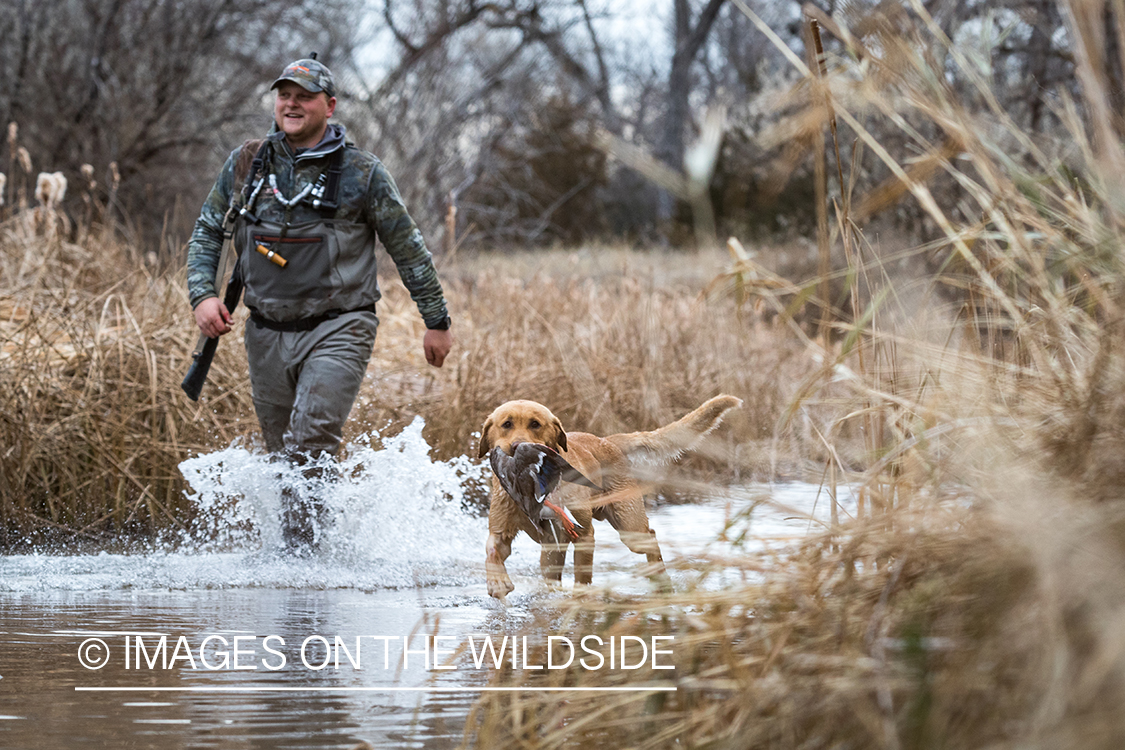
[0,419,854,748]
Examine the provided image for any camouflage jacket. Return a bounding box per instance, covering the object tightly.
[186,125,449,329]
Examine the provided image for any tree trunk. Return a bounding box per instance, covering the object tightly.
[656,0,728,224]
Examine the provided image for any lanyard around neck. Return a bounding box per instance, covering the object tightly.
[268,173,315,207]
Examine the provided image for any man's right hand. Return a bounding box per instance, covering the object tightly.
[194,297,233,338]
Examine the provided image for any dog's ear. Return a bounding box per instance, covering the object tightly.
[478,417,495,458]
[550,416,567,453]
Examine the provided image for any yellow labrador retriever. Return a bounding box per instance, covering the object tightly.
[478,395,741,599]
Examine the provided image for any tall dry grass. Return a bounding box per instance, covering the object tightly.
[0,214,254,547]
[461,2,1125,748]
[1,209,826,545]
[367,246,825,480]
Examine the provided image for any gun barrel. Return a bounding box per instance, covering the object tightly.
[181,336,219,401]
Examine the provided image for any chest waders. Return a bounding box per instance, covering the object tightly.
[234,141,380,327]
[235,139,380,552]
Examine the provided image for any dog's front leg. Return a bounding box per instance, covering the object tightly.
[485,531,516,600]
[623,528,672,593]
[572,528,595,586]
[540,540,567,583]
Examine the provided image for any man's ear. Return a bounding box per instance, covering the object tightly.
[477,418,494,458]
[551,416,567,453]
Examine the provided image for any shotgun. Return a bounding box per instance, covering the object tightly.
[181,220,242,401]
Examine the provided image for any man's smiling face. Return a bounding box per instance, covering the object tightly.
[273,80,336,150]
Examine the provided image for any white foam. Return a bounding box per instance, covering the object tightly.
[3,418,492,592]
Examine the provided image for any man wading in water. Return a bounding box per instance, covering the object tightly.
[186,57,453,551]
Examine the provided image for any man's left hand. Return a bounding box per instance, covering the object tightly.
[424,328,453,368]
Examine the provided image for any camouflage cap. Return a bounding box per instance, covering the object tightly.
[270,58,336,98]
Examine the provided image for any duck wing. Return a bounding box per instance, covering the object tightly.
[490,444,591,541]
[534,444,603,492]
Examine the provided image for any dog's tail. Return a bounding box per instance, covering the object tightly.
[606,395,742,466]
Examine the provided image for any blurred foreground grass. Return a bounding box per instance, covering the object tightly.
[459,2,1125,747]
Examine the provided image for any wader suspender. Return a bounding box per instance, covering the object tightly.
[238,139,271,226]
[315,148,344,216]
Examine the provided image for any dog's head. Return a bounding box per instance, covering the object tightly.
[478,400,567,458]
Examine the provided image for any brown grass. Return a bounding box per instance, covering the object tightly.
[0,213,253,547]
[367,245,822,478]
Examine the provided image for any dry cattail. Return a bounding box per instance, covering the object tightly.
[0,172,6,207]
[17,146,32,174]
[35,171,67,209]
[7,121,16,148]
[109,161,120,190]
[35,172,51,206]
[80,163,96,190]
[52,171,67,203]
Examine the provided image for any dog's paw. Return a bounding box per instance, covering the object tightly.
[487,575,515,599]
[650,570,675,595]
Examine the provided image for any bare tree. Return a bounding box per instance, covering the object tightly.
[0,0,363,244]
[340,0,628,245]
[658,0,729,174]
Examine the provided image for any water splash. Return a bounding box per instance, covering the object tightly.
[178,417,490,586]
[1,418,493,592]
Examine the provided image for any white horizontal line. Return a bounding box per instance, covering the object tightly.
[76,686,675,693]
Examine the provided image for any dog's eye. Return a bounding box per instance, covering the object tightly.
[528,420,541,430]
[501,420,513,430]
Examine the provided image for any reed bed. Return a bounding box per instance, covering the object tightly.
[0,214,255,547]
[364,246,821,479]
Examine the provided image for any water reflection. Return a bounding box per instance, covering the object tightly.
[0,587,499,748]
